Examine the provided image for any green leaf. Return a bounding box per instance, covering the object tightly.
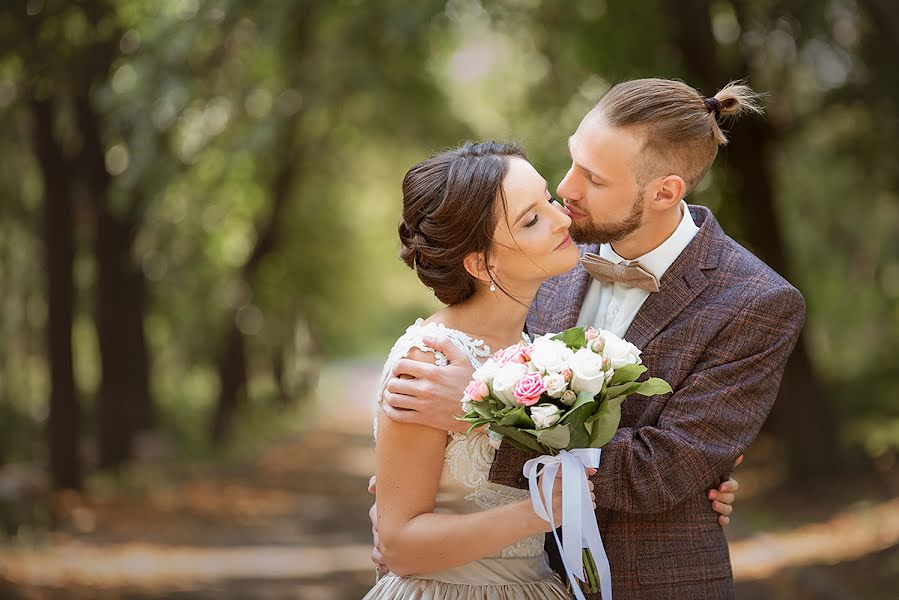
[587,396,626,447]
[457,413,484,423]
[567,423,591,449]
[551,327,588,350]
[634,377,672,396]
[464,420,490,435]
[560,395,596,449]
[559,400,597,425]
[498,406,536,428]
[472,402,497,420]
[536,424,571,450]
[602,382,642,400]
[572,390,598,410]
[608,364,647,386]
[489,424,545,453]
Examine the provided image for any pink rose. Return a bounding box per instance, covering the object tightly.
[513,372,546,406]
[499,344,531,365]
[463,379,489,402]
[586,327,599,341]
[561,368,572,381]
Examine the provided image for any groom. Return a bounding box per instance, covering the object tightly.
[380,78,805,598]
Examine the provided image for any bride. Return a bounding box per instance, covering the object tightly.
[364,141,737,599]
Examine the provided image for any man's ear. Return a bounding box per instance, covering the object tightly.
[651,175,686,209]
[463,252,491,284]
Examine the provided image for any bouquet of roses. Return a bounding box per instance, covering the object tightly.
[459,326,671,453]
[459,326,671,598]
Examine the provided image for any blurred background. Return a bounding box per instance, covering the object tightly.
[1,0,897,598]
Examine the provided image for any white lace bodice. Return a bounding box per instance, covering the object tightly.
[374,318,545,559]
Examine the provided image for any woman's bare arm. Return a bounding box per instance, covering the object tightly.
[376,349,554,577]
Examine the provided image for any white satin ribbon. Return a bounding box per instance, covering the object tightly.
[523,449,612,600]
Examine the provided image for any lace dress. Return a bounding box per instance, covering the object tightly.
[363,319,569,600]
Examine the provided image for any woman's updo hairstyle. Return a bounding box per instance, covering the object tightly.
[398,140,526,305]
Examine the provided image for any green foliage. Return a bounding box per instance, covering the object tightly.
[551,327,588,349]
[1,0,897,471]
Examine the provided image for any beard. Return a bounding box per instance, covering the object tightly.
[569,187,645,245]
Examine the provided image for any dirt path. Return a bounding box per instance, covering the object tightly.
[0,362,382,599]
[1,360,896,599]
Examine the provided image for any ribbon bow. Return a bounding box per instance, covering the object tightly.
[523,449,612,600]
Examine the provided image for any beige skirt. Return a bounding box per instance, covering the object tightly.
[362,555,570,600]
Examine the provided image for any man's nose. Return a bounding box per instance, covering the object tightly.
[557,168,579,201]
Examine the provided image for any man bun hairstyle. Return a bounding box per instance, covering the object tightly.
[594,78,764,192]
[398,140,526,305]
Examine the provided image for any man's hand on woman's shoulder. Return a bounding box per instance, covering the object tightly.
[381,336,474,433]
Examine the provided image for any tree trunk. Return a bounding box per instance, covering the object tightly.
[271,351,292,407]
[30,98,82,491]
[210,144,298,442]
[211,326,249,441]
[75,93,154,468]
[725,118,838,479]
[859,0,899,56]
[667,0,838,480]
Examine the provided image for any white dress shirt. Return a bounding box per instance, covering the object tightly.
[576,201,700,338]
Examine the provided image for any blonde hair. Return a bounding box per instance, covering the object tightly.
[593,78,764,192]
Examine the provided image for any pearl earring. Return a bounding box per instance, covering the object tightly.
[489,282,496,292]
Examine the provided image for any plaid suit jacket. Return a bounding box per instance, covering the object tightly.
[488,205,805,599]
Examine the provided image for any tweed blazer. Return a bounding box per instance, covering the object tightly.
[488,205,805,599]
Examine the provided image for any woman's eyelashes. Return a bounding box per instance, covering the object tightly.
[524,197,560,229]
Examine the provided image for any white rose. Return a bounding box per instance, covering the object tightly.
[529,338,574,374]
[491,362,528,407]
[570,347,606,396]
[531,403,562,429]
[542,372,568,399]
[600,331,642,369]
[473,358,501,384]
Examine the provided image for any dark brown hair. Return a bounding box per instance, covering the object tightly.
[595,78,764,192]
[399,140,526,305]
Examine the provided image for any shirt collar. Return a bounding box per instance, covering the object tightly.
[599,200,699,280]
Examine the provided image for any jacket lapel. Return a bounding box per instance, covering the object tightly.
[625,206,722,349]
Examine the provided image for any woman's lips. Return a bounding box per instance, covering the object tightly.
[555,235,573,251]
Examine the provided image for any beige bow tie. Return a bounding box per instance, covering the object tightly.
[581,253,660,292]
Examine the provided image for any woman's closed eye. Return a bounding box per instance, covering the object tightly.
[523,197,558,228]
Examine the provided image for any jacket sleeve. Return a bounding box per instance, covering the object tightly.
[489,285,805,513]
